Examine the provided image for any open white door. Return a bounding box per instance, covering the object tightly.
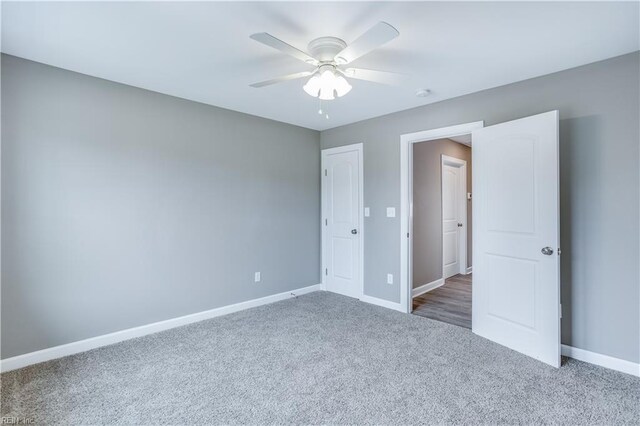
[472,111,560,367]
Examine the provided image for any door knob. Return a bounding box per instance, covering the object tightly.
[351,229,358,235]
[457,223,463,227]
[541,247,554,256]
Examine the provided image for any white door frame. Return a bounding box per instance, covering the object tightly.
[321,143,364,299]
[441,155,468,277]
[400,121,484,313]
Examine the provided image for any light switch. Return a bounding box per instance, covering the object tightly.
[387,274,394,284]
[364,207,370,217]
[386,207,396,218]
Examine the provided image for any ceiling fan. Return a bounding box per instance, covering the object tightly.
[249,22,402,101]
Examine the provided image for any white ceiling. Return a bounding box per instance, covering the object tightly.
[2,1,638,131]
[449,134,472,146]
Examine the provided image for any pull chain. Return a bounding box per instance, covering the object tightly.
[318,99,329,120]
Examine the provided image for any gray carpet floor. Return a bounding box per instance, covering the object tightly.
[1,291,639,425]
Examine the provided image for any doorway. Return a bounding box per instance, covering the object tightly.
[410,137,473,329]
[399,112,561,367]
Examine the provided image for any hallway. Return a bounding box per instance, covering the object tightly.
[412,274,472,329]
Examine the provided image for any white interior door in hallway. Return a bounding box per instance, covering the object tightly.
[442,155,467,279]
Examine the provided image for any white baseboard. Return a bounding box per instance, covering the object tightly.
[360,294,406,313]
[0,284,322,373]
[561,344,639,377]
[465,266,473,274]
[6,286,636,378]
[412,278,445,298]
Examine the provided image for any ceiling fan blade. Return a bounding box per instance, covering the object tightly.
[342,68,404,86]
[250,33,318,65]
[334,22,399,64]
[250,71,314,88]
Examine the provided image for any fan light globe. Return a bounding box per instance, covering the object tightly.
[318,69,336,100]
[335,75,352,97]
[303,68,352,100]
[318,87,335,101]
[303,75,321,97]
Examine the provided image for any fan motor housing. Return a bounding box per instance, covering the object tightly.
[307,37,347,62]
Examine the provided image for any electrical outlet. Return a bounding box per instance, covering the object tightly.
[254,272,261,283]
[386,207,396,217]
[364,207,370,217]
[387,274,393,284]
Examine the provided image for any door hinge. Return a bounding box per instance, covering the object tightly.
[325,218,328,226]
[325,268,328,275]
[407,233,410,238]
[559,303,562,319]
[324,169,327,176]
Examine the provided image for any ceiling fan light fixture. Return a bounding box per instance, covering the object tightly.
[249,22,403,109]
[303,67,350,100]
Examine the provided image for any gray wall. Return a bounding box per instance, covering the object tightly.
[1,55,321,359]
[412,139,471,288]
[322,52,640,363]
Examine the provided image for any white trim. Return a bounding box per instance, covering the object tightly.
[360,294,405,312]
[561,345,640,377]
[400,121,484,314]
[441,155,468,277]
[466,266,473,274]
[412,278,445,298]
[0,284,322,373]
[321,143,364,300]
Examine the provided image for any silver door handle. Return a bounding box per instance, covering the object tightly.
[351,229,358,235]
[541,247,554,256]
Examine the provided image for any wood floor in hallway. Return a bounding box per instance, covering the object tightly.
[412,273,472,329]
